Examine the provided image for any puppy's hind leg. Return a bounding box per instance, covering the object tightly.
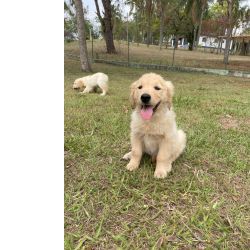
[99,82,108,96]
[171,129,186,162]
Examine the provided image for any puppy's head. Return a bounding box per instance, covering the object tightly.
[130,73,174,120]
[73,78,85,89]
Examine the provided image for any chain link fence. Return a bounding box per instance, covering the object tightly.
[65,37,250,75]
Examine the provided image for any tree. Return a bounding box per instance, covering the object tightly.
[111,3,123,40]
[94,0,116,53]
[221,0,238,64]
[186,0,208,50]
[165,1,194,50]
[196,0,208,48]
[64,1,96,42]
[214,0,250,61]
[157,0,170,49]
[234,6,250,35]
[145,0,154,47]
[74,0,92,71]
[243,27,250,34]
[126,0,146,44]
[128,0,155,46]
[64,1,77,41]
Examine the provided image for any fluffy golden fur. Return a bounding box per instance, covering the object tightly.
[123,73,186,178]
[73,72,108,96]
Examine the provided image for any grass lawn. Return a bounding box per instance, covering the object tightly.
[65,40,250,72]
[64,57,250,249]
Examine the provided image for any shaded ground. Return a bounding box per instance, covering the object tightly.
[64,57,250,249]
[65,40,250,72]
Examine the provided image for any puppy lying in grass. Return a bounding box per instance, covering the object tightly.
[73,72,108,96]
[123,73,186,178]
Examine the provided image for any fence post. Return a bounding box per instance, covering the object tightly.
[91,30,94,62]
[127,13,130,66]
[172,37,176,66]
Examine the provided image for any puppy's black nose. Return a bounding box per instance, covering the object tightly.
[141,93,151,104]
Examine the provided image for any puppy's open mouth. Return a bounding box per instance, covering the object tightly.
[140,102,161,120]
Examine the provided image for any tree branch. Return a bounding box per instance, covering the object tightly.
[94,0,103,22]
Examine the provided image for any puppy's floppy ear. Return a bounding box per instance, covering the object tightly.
[77,79,85,89]
[162,80,174,109]
[81,80,86,87]
[73,79,80,88]
[130,81,138,109]
[78,79,83,86]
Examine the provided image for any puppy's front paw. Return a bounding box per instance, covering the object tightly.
[122,152,131,161]
[154,168,168,179]
[154,163,172,179]
[126,162,138,171]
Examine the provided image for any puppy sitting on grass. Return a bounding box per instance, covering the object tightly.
[123,73,186,179]
[73,72,108,96]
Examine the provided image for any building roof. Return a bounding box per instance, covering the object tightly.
[218,34,250,42]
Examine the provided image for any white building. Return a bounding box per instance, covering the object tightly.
[169,36,189,48]
[198,35,233,50]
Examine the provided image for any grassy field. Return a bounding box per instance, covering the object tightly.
[65,40,250,72]
[64,56,250,249]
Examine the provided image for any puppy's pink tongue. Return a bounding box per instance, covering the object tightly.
[140,106,153,120]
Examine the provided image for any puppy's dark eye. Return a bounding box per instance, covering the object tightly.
[138,85,142,89]
[154,86,161,90]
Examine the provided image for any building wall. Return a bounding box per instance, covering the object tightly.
[170,37,188,48]
[198,36,233,50]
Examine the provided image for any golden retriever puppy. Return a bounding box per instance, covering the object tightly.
[123,73,186,178]
[73,72,108,96]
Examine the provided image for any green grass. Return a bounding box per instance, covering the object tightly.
[64,57,250,249]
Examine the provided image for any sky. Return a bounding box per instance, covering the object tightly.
[241,0,250,6]
[84,0,98,24]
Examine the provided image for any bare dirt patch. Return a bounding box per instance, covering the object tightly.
[220,115,250,129]
[220,115,240,129]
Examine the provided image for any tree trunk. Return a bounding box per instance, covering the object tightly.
[102,0,116,53]
[141,27,144,43]
[103,19,116,53]
[94,0,116,54]
[192,26,197,51]
[165,36,169,48]
[146,19,151,47]
[75,0,92,72]
[196,9,204,50]
[174,35,179,49]
[135,9,139,46]
[159,6,164,50]
[239,40,247,56]
[224,31,232,64]
[146,0,152,47]
[223,0,233,64]
[216,38,221,54]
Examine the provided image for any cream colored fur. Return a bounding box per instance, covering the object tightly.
[73,72,108,96]
[123,73,186,179]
